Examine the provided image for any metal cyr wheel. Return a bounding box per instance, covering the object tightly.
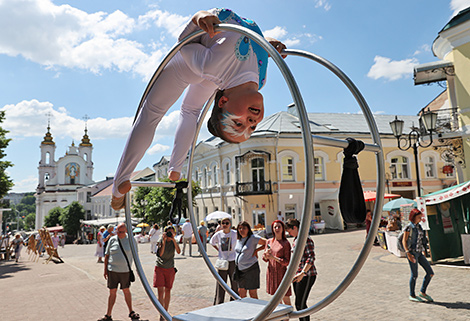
[123,23,385,321]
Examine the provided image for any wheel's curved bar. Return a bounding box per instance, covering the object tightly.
[124,193,171,320]
[198,24,315,321]
[185,92,245,303]
[281,49,385,318]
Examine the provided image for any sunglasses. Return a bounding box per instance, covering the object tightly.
[221,222,230,225]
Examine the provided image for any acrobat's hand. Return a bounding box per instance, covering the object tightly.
[265,37,287,58]
[192,11,221,38]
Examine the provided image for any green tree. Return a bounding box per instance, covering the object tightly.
[0,111,13,199]
[132,179,201,224]
[44,207,63,227]
[24,212,36,230]
[60,201,84,237]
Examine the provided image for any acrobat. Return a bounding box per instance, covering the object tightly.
[111,8,286,210]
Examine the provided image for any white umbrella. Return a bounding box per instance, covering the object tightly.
[205,211,231,221]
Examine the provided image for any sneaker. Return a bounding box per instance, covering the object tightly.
[409,295,424,302]
[419,293,434,302]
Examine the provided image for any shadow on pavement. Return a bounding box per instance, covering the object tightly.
[0,261,31,279]
[429,301,470,310]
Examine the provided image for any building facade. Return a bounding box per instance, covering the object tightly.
[414,6,470,182]
[35,125,95,228]
[154,106,455,230]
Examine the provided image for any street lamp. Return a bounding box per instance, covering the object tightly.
[389,109,438,197]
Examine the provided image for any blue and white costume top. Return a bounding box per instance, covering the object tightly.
[113,9,269,198]
[178,8,268,90]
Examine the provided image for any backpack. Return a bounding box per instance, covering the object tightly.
[397,225,412,253]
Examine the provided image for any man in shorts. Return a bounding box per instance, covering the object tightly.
[154,225,181,320]
[99,223,140,321]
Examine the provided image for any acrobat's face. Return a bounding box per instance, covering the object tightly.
[218,90,264,143]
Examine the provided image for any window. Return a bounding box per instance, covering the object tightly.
[225,162,231,184]
[251,158,265,191]
[204,207,208,216]
[45,152,50,164]
[86,192,91,203]
[203,167,208,187]
[424,156,435,178]
[213,165,218,185]
[235,158,240,182]
[285,204,296,220]
[281,156,294,181]
[391,157,409,179]
[314,203,321,216]
[314,157,324,180]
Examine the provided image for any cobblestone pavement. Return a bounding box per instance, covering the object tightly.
[1,229,469,320]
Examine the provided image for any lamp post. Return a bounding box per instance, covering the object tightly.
[389,109,438,197]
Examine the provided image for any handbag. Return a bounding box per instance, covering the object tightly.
[118,238,136,283]
[233,235,250,280]
[215,258,229,271]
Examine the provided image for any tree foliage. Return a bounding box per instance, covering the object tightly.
[0,111,13,199]
[131,179,201,224]
[60,201,84,236]
[44,207,63,227]
[24,213,36,231]
[2,193,36,232]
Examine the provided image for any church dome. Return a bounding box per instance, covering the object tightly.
[80,128,92,147]
[41,125,55,145]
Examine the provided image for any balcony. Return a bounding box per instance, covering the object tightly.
[235,180,272,196]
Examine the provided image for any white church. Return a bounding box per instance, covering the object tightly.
[35,124,94,228]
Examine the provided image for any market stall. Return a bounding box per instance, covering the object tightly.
[381,198,417,257]
[417,180,470,264]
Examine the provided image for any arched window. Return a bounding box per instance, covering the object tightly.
[203,167,208,187]
[84,153,88,162]
[314,157,325,181]
[45,152,50,164]
[224,161,231,185]
[213,165,218,185]
[390,156,409,179]
[281,156,294,181]
[424,156,436,178]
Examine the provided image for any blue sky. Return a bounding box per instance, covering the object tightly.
[1,0,469,193]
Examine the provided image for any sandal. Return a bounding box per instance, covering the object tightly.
[98,315,112,321]
[129,311,140,320]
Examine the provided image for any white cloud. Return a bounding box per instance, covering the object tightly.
[1,99,133,140]
[10,175,37,193]
[450,0,470,16]
[263,26,320,48]
[413,44,431,56]
[314,0,332,11]
[0,0,181,80]
[1,99,190,146]
[367,56,419,81]
[148,143,170,155]
[137,9,190,38]
[264,26,288,39]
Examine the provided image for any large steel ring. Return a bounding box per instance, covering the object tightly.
[123,23,384,321]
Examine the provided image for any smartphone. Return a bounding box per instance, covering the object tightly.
[267,244,271,249]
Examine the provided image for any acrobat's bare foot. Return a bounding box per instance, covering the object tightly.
[168,171,181,181]
[111,181,131,210]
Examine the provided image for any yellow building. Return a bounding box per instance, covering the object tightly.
[155,105,455,230]
[414,6,470,182]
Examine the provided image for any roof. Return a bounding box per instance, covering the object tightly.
[421,180,470,205]
[440,6,470,32]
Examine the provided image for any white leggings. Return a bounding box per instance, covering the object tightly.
[113,53,217,197]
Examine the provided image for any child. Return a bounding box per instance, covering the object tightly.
[112,8,286,210]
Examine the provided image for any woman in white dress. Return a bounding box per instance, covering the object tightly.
[94,226,106,263]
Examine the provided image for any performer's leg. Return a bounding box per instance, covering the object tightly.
[112,54,201,204]
[168,80,217,179]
